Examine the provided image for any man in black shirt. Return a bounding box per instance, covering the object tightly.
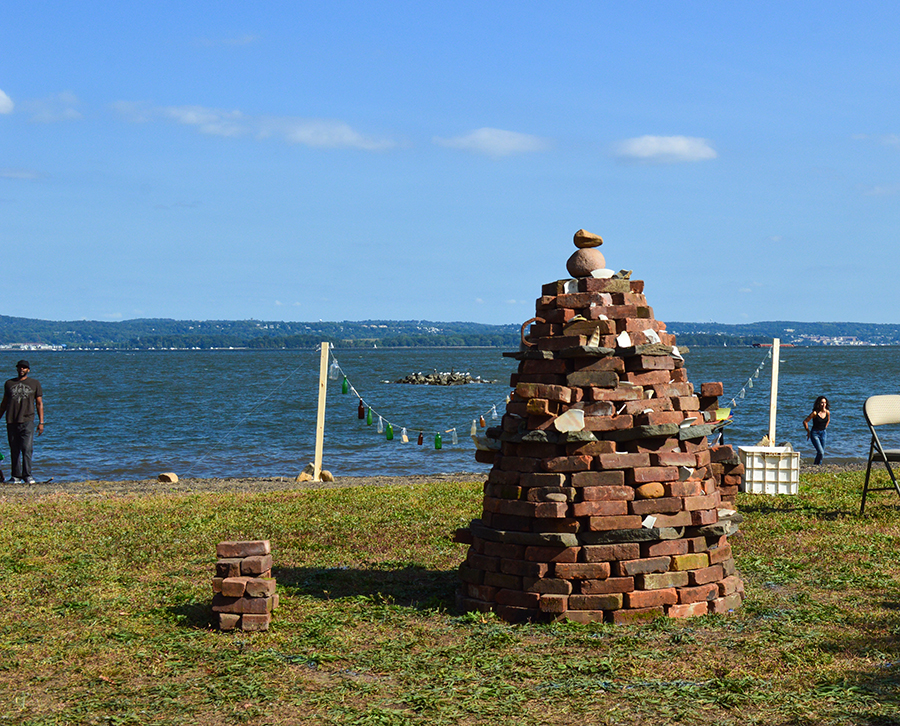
[0,360,44,484]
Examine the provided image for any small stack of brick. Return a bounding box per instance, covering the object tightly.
[212,540,279,631]
[455,230,744,624]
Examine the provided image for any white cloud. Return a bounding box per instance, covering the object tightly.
[0,89,13,114]
[863,184,900,196]
[0,168,42,180]
[614,135,717,163]
[163,105,248,137]
[433,128,550,157]
[115,101,396,150]
[261,117,396,150]
[854,133,900,148]
[22,91,82,123]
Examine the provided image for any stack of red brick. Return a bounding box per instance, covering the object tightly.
[692,380,745,508]
[212,540,279,631]
[455,231,744,624]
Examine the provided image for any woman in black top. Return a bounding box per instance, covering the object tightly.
[803,396,830,465]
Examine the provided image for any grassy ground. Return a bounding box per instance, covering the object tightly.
[0,471,898,726]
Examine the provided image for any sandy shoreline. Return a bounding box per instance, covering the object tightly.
[0,462,867,499]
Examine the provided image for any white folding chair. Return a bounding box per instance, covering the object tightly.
[861,395,900,514]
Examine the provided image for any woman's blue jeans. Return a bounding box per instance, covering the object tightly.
[810,429,826,465]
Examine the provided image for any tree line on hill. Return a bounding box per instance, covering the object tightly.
[3,315,900,350]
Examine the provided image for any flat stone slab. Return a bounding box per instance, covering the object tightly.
[579,527,685,545]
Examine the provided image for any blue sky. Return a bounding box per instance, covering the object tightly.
[2,2,899,326]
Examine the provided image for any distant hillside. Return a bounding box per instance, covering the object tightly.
[667,321,900,347]
[2,315,899,350]
[0,316,520,350]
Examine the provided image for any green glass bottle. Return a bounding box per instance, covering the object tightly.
[434,432,442,450]
[386,423,394,440]
[341,376,349,394]
[366,407,373,426]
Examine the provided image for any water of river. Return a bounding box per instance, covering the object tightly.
[6,345,898,482]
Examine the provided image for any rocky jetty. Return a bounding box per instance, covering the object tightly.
[395,370,493,385]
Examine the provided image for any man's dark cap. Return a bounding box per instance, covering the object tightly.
[16,360,30,369]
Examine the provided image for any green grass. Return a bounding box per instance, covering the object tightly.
[0,471,898,725]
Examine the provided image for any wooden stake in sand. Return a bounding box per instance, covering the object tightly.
[313,342,329,481]
[768,338,781,443]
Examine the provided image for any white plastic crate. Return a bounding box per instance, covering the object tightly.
[738,446,800,495]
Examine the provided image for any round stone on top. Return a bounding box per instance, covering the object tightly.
[574,229,603,249]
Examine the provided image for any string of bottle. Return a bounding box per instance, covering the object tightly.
[725,348,773,410]
[327,350,505,450]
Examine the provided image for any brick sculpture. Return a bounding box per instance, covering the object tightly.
[455,230,744,623]
[212,539,279,631]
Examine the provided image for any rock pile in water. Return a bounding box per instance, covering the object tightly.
[454,229,745,623]
[395,370,492,385]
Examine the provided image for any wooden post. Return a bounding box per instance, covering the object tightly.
[768,338,780,443]
[313,342,329,481]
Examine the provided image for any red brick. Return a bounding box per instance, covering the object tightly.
[609,606,664,625]
[571,470,625,487]
[597,453,651,469]
[245,578,277,598]
[625,355,675,371]
[581,543,641,562]
[539,594,568,613]
[587,515,643,531]
[519,472,567,488]
[617,556,671,576]
[625,370,671,386]
[543,455,592,473]
[495,589,541,608]
[691,509,718,526]
[524,546,580,563]
[652,451,698,467]
[700,382,724,397]
[624,588,677,609]
[683,493,721,511]
[561,610,606,623]
[629,497,683,515]
[523,578,573,595]
[241,613,272,631]
[677,583,718,604]
[628,466,680,484]
[241,555,273,576]
[496,605,539,622]
[574,357,624,373]
[648,512,693,527]
[569,593,624,610]
[466,583,498,601]
[710,593,743,614]
[217,540,271,558]
[218,613,241,630]
[584,415,634,432]
[581,577,635,594]
[718,575,742,596]
[515,383,573,403]
[555,562,612,580]
[688,565,725,586]
[708,544,733,565]
[667,601,709,619]
[500,559,549,578]
[634,411,686,427]
[642,539,689,557]
[589,387,643,402]
[572,500,629,517]
[483,542,526,559]
[566,440,617,456]
[665,480,705,497]
[581,485,634,501]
